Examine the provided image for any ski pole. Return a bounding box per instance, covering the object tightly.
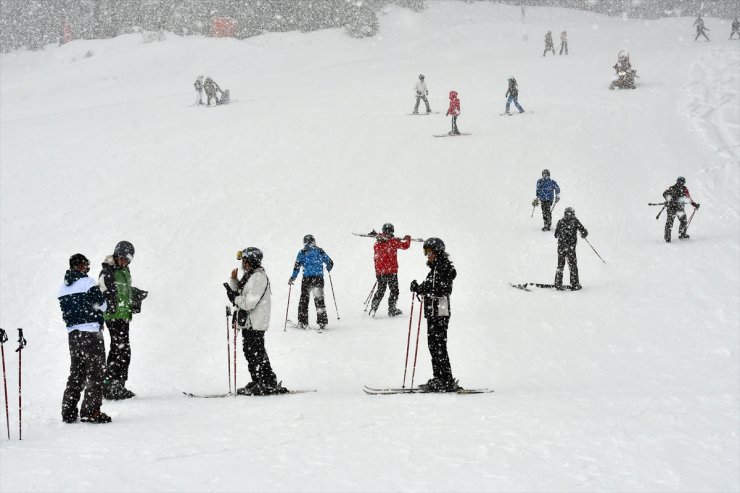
[363,281,377,312]
[225,307,232,393]
[656,204,666,220]
[551,199,559,214]
[402,294,415,389]
[409,298,423,389]
[530,205,536,218]
[583,237,606,264]
[284,284,292,332]
[232,317,238,392]
[327,273,340,320]
[648,202,667,206]
[0,329,9,440]
[15,329,26,440]
[687,207,698,229]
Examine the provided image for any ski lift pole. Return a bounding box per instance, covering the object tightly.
[583,237,606,264]
[15,329,26,440]
[327,273,340,320]
[0,329,9,440]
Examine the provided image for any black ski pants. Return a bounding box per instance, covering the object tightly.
[451,115,459,134]
[298,276,328,326]
[371,274,400,314]
[242,329,277,387]
[555,244,580,287]
[544,44,555,56]
[427,316,453,382]
[105,319,131,384]
[62,330,106,420]
[665,206,688,241]
[541,200,553,229]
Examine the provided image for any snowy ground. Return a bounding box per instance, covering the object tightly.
[1,3,739,492]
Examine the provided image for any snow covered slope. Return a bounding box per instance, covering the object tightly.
[1,3,738,492]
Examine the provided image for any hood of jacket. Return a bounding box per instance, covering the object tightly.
[64,269,87,286]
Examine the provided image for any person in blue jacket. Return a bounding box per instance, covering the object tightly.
[289,235,334,330]
[532,169,560,231]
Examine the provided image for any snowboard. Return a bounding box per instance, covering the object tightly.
[433,132,472,138]
[499,110,531,116]
[407,111,439,115]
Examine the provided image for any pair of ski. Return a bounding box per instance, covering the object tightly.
[363,385,493,395]
[510,283,577,292]
[285,320,325,333]
[183,390,316,398]
[352,232,425,242]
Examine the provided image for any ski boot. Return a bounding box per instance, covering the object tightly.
[679,234,690,240]
[237,381,259,395]
[80,411,112,424]
[103,380,135,400]
[388,307,403,317]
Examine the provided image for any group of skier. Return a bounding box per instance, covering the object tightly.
[693,15,740,41]
[193,75,226,105]
[543,30,568,56]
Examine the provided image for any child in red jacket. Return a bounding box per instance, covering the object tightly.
[369,223,411,317]
[446,91,461,135]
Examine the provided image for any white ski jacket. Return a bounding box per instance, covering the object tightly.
[228,268,271,331]
[414,80,428,96]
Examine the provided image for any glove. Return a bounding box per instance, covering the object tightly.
[410,280,419,293]
[665,195,673,202]
[693,203,700,209]
[532,199,539,207]
[288,278,295,285]
[404,235,411,241]
[223,283,236,304]
[581,231,588,239]
[554,196,560,203]
[446,112,449,116]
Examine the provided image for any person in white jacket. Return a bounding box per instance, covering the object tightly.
[225,247,287,395]
[413,74,432,114]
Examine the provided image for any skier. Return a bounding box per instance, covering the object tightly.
[554,208,588,291]
[99,241,142,400]
[410,238,459,392]
[609,51,637,90]
[412,74,432,114]
[369,223,411,317]
[193,75,204,105]
[662,176,700,243]
[203,76,222,105]
[225,247,287,395]
[730,18,739,39]
[559,30,568,55]
[504,77,525,115]
[58,254,111,424]
[533,169,560,231]
[446,90,461,135]
[288,234,334,330]
[543,31,556,56]
[694,17,710,41]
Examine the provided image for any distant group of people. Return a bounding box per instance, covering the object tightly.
[543,30,568,56]
[193,75,227,105]
[694,14,740,41]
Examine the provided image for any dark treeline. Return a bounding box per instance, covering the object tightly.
[1,0,737,52]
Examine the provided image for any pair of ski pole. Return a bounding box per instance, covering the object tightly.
[363,281,377,313]
[401,294,424,389]
[283,273,341,332]
[1,328,27,440]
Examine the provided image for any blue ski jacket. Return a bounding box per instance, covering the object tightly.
[536,177,560,201]
[290,245,333,280]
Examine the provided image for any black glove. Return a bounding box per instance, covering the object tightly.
[693,203,700,209]
[582,231,588,239]
[532,198,539,207]
[410,280,419,293]
[223,283,236,304]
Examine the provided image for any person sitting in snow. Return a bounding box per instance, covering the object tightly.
[203,76,222,105]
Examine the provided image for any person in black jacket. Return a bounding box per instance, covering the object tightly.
[57,254,111,423]
[410,238,459,392]
[662,176,700,242]
[554,208,588,290]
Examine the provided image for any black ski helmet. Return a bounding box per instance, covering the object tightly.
[69,253,89,268]
[419,74,425,80]
[303,234,315,245]
[113,241,135,261]
[240,247,263,267]
[542,169,550,178]
[382,223,394,235]
[564,207,575,217]
[423,237,445,254]
[676,176,686,185]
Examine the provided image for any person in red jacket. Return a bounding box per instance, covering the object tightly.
[369,223,411,317]
[446,90,461,135]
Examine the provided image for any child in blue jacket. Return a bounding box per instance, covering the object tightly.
[533,169,561,231]
[289,235,334,329]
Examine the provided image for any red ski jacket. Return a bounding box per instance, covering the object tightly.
[373,234,411,276]
[447,91,460,116]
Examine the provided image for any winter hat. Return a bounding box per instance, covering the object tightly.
[69,253,90,268]
[113,241,135,262]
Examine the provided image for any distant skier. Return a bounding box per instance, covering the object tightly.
[410,238,459,392]
[609,50,637,90]
[369,223,411,317]
[543,31,555,56]
[554,208,588,291]
[58,254,111,424]
[730,18,739,39]
[533,169,560,231]
[412,74,432,114]
[504,77,525,115]
[662,176,700,243]
[288,234,334,330]
[559,30,568,55]
[203,76,222,105]
[193,75,204,105]
[446,90,461,135]
[225,247,288,395]
[694,17,710,41]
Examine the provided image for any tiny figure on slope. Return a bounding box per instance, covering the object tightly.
[559,30,568,55]
[369,223,411,317]
[99,241,145,401]
[504,77,525,115]
[694,16,710,41]
[413,74,432,114]
[58,254,111,424]
[533,169,560,231]
[543,31,556,56]
[609,50,637,90]
[730,17,739,39]
[554,208,588,291]
[225,247,288,395]
[288,234,334,330]
[203,76,222,105]
[410,238,459,392]
[193,75,204,105]
[662,176,700,243]
[446,90,461,135]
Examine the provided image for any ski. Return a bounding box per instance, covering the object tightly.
[407,111,439,115]
[510,283,576,291]
[352,231,424,242]
[499,110,531,116]
[363,385,493,395]
[183,390,316,398]
[433,132,472,137]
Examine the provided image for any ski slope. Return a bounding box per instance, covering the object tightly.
[1,3,738,492]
